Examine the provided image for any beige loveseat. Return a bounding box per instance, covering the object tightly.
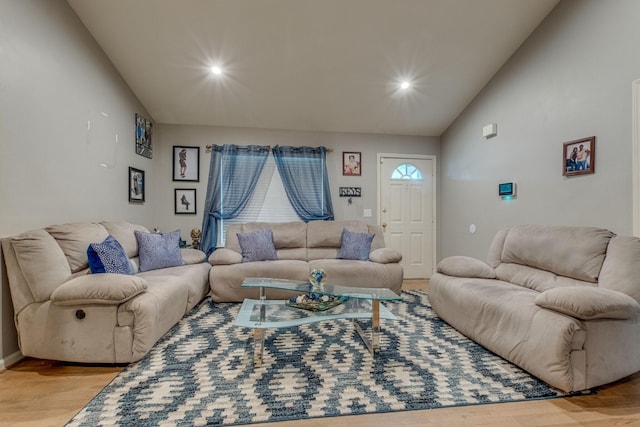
[430,224,640,392]
[208,220,403,302]
[1,221,211,364]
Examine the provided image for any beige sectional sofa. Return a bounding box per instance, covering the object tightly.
[208,220,403,302]
[1,221,210,364]
[430,224,640,392]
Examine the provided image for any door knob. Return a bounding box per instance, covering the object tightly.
[382,222,387,230]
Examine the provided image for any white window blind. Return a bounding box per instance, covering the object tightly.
[220,156,299,245]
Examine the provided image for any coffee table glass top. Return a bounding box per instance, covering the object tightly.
[241,277,402,301]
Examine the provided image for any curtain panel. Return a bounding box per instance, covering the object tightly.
[200,144,270,255]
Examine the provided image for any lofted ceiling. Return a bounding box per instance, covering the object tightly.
[67,0,559,136]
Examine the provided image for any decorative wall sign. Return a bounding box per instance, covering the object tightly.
[563,136,595,176]
[135,113,153,158]
[175,188,197,214]
[128,167,145,203]
[343,151,361,176]
[173,146,200,181]
[339,187,362,197]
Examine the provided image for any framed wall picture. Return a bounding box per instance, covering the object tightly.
[175,188,197,214]
[135,113,153,158]
[563,136,595,176]
[173,146,200,182]
[128,167,145,203]
[343,151,361,176]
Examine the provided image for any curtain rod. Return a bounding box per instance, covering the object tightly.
[205,145,333,154]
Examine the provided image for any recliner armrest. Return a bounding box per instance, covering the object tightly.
[535,286,640,320]
[369,248,402,264]
[436,256,496,279]
[51,274,147,306]
[208,248,243,265]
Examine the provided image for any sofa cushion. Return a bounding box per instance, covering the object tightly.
[87,235,135,275]
[135,230,184,272]
[307,220,368,248]
[101,221,149,258]
[181,248,207,265]
[45,222,109,273]
[500,225,614,282]
[51,274,147,305]
[337,228,374,261]
[437,256,496,279]
[535,287,640,320]
[237,229,278,262]
[209,248,243,265]
[598,235,640,303]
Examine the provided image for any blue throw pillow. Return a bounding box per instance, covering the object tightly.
[135,230,184,272]
[237,229,278,262]
[337,228,374,261]
[87,235,135,275]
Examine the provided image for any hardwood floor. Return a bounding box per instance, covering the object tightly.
[1,279,638,426]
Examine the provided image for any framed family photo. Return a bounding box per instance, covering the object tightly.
[343,151,361,176]
[563,136,595,176]
[128,167,145,203]
[175,188,197,214]
[173,146,200,181]
[135,113,153,159]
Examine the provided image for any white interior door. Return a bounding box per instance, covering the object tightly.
[379,155,435,279]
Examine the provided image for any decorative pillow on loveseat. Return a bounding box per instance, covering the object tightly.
[87,235,135,275]
[237,229,278,262]
[337,228,374,261]
[135,230,184,272]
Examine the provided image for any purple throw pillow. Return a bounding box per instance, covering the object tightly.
[237,229,278,262]
[337,228,374,261]
[87,235,134,275]
[134,230,184,272]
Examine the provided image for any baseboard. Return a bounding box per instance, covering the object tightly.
[0,350,24,370]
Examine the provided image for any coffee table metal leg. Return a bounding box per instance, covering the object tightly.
[353,300,381,355]
[253,328,264,368]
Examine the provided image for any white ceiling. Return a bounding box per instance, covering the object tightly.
[67,0,559,137]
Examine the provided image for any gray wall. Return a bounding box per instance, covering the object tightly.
[0,0,154,364]
[439,0,640,260]
[155,125,439,243]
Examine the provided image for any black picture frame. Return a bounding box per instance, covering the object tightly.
[175,188,197,214]
[135,113,153,158]
[128,167,145,203]
[563,136,595,176]
[173,146,200,182]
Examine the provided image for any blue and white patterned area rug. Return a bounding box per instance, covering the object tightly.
[67,291,566,426]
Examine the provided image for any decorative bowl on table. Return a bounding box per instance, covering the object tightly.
[286,293,348,312]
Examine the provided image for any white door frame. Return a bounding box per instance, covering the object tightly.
[377,153,437,277]
[633,79,640,237]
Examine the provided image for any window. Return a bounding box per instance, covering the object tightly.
[220,156,298,245]
[391,163,423,180]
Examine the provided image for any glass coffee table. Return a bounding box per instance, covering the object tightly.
[235,278,402,368]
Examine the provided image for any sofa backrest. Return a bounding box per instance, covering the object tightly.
[307,220,369,260]
[489,224,614,292]
[598,235,640,303]
[2,221,148,314]
[225,221,308,261]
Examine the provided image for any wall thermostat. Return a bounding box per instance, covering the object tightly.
[498,182,517,200]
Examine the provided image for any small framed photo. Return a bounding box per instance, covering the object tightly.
[175,188,197,214]
[135,113,153,159]
[173,146,200,181]
[128,167,145,203]
[563,136,595,176]
[343,151,361,176]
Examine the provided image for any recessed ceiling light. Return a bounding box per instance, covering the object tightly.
[400,81,411,90]
[210,65,222,75]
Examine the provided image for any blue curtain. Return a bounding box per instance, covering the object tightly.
[200,144,270,255]
[272,145,334,222]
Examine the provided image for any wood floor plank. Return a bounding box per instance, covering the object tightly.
[1,279,639,426]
